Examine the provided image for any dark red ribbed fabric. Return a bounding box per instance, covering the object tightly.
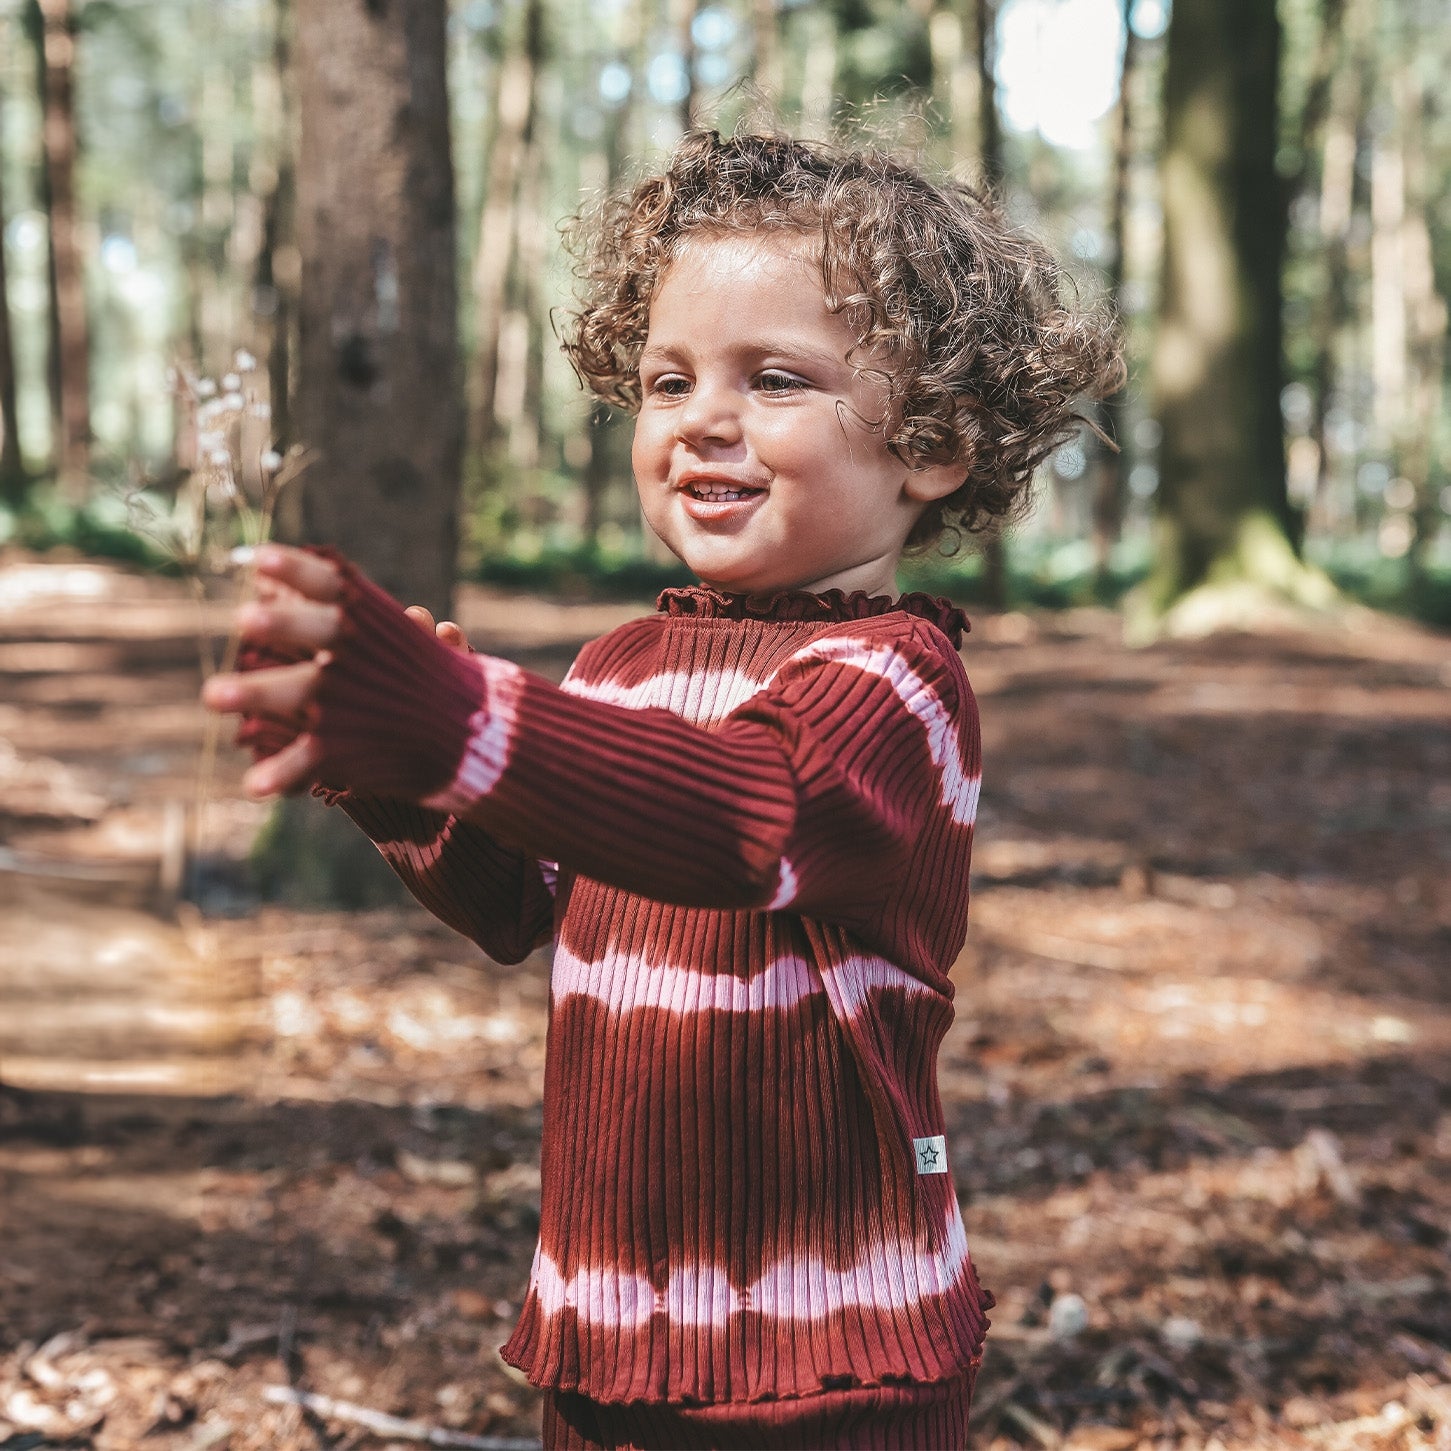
[237,559,993,1407]
[542,1367,975,1449]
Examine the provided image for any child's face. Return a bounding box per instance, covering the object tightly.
[631,233,961,599]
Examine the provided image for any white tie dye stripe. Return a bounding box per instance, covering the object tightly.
[561,666,770,724]
[422,657,524,814]
[552,942,930,1019]
[563,637,978,824]
[787,637,981,824]
[529,1204,972,1329]
[767,856,798,909]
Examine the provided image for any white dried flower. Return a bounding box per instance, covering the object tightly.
[197,400,224,425]
[222,391,245,411]
[196,378,217,398]
[207,447,231,467]
[234,350,257,372]
[248,402,272,419]
[259,449,283,473]
[222,373,241,392]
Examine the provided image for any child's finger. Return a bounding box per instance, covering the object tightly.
[436,621,470,651]
[238,597,341,654]
[405,605,437,633]
[255,573,307,606]
[254,544,345,603]
[242,733,322,798]
[203,658,320,718]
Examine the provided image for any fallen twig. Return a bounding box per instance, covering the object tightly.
[261,1385,540,1449]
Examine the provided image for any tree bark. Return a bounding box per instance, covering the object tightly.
[293,0,461,616]
[260,0,463,907]
[0,31,26,506]
[974,0,1006,609]
[579,0,643,549]
[1305,0,1370,533]
[254,0,298,452]
[926,2,975,172]
[35,0,89,502]
[1386,59,1445,583]
[1146,0,1301,613]
[470,0,543,459]
[671,0,700,134]
[748,0,782,99]
[1089,0,1138,584]
[797,6,837,139]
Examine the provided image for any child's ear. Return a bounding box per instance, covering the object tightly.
[902,461,967,505]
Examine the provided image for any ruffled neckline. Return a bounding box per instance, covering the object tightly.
[656,585,969,646]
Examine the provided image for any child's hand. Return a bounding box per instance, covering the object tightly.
[206,544,489,803]
[205,546,476,798]
[203,545,345,797]
[403,606,473,654]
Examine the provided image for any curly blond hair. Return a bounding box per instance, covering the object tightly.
[563,129,1124,548]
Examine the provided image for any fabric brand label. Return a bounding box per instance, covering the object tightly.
[913,1135,948,1175]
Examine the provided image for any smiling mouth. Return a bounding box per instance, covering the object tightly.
[680,479,765,502]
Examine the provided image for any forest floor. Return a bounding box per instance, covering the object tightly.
[1,554,1449,1451]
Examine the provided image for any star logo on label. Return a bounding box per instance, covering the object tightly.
[912,1134,948,1175]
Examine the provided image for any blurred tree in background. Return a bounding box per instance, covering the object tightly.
[256,0,463,903]
[0,0,1447,623]
[292,0,461,621]
[1146,0,1302,621]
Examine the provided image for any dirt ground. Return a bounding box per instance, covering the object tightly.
[1,554,1449,1451]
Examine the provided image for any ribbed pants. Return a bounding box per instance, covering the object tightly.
[541,1370,976,1450]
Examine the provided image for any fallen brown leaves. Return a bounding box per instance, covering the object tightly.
[2,561,1449,1449]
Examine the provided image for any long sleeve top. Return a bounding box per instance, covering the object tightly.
[242,562,994,1405]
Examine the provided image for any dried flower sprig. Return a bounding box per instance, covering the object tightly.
[127,348,313,911]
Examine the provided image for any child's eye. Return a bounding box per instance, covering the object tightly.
[647,375,691,397]
[757,371,807,394]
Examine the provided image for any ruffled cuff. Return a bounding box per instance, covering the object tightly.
[305,557,488,803]
[233,638,312,762]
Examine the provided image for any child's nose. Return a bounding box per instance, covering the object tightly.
[675,380,743,446]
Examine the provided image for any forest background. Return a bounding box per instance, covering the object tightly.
[2,1,1451,1450]
[0,0,1449,627]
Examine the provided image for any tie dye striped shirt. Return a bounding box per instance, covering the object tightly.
[289,564,994,1405]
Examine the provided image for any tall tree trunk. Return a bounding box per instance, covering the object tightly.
[470,0,543,459]
[254,0,297,452]
[797,6,836,138]
[1305,0,1370,533]
[926,2,976,172]
[295,0,461,611]
[1388,60,1445,584]
[1089,0,1138,585]
[1145,0,1303,615]
[198,59,236,376]
[501,142,546,473]
[35,0,89,502]
[749,0,782,99]
[974,0,1006,608]
[0,33,26,506]
[671,0,699,133]
[262,0,462,907]
[1369,113,1405,447]
[580,0,643,549]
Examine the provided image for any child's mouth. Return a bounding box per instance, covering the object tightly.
[676,476,768,523]
[683,481,763,502]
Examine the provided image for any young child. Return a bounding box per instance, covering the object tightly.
[205,130,1120,1449]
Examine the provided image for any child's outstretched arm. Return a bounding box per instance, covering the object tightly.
[207,546,975,959]
[215,551,554,963]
